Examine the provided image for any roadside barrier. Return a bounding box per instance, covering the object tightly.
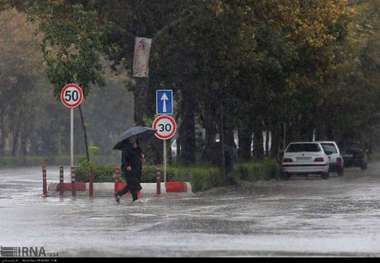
[55,182,86,192]
[165,181,188,192]
[43,166,192,197]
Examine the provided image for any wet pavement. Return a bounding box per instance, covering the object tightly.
[1,164,380,257]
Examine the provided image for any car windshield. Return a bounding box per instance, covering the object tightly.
[286,143,321,153]
[321,143,338,154]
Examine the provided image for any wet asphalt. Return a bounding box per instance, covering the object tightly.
[0,163,380,257]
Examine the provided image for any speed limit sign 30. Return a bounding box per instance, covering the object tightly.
[60,83,84,109]
[152,115,177,140]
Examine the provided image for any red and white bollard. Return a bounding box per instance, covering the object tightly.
[71,166,76,197]
[156,165,161,195]
[89,172,94,198]
[42,164,48,197]
[59,166,64,197]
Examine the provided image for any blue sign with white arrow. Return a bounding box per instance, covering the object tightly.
[156,89,173,115]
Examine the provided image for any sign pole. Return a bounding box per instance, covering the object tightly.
[60,83,83,171]
[152,101,176,187]
[163,139,167,184]
[70,108,74,168]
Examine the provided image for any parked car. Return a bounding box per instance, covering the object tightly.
[281,142,330,180]
[341,144,368,170]
[316,141,344,176]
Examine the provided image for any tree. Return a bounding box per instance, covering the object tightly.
[24,0,107,161]
[0,8,44,157]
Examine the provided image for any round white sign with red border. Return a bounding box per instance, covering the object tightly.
[152,115,177,140]
[60,83,84,109]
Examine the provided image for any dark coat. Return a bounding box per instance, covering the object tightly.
[121,144,142,192]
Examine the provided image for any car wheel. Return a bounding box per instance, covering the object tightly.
[321,172,330,180]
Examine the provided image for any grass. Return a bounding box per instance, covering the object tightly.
[231,158,280,182]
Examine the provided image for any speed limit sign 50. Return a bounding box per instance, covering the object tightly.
[60,83,84,109]
[152,115,177,140]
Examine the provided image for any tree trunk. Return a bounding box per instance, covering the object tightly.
[270,125,281,161]
[20,130,28,165]
[282,123,287,150]
[79,105,90,162]
[219,102,227,182]
[265,130,270,156]
[178,88,196,164]
[202,113,217,163]
[253,126,264,160]
[287,122,296,143]
[0,113,4,156]
[238,126,252,161]
[11,124,20,157]
[133,78,149,126]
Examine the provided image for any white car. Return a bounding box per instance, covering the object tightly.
[281,142,330,179]
[315,141,344,176]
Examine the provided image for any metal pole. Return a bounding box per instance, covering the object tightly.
[70,108,74,168]
[156,165,161,195]
[42,165,47,197]
[163,140,167,183]
[59,166,64,197]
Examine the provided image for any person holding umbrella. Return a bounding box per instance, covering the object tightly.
[115,138,142,203]
[113,126,156,203]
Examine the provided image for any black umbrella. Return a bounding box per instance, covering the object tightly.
[113,126,157,150]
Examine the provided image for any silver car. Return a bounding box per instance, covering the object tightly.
[316,141,344,176]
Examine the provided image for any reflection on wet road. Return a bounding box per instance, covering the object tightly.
[0,164,380,257]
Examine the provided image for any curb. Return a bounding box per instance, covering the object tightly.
[47,181,192,195]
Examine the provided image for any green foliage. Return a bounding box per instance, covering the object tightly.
[231,159,280,182]
[75,160,224,192]
[89,144,99,158]
[27,1,106,96]
[166,165,223,192]
[75,157,114,182]
[74,158,280,192]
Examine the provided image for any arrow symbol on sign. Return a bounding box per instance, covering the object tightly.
[161,93,168,113]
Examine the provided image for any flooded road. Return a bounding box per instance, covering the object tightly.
[1,164,380,257]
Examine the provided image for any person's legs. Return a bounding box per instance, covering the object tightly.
[131,192,138,201]
[125,175,141,202]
